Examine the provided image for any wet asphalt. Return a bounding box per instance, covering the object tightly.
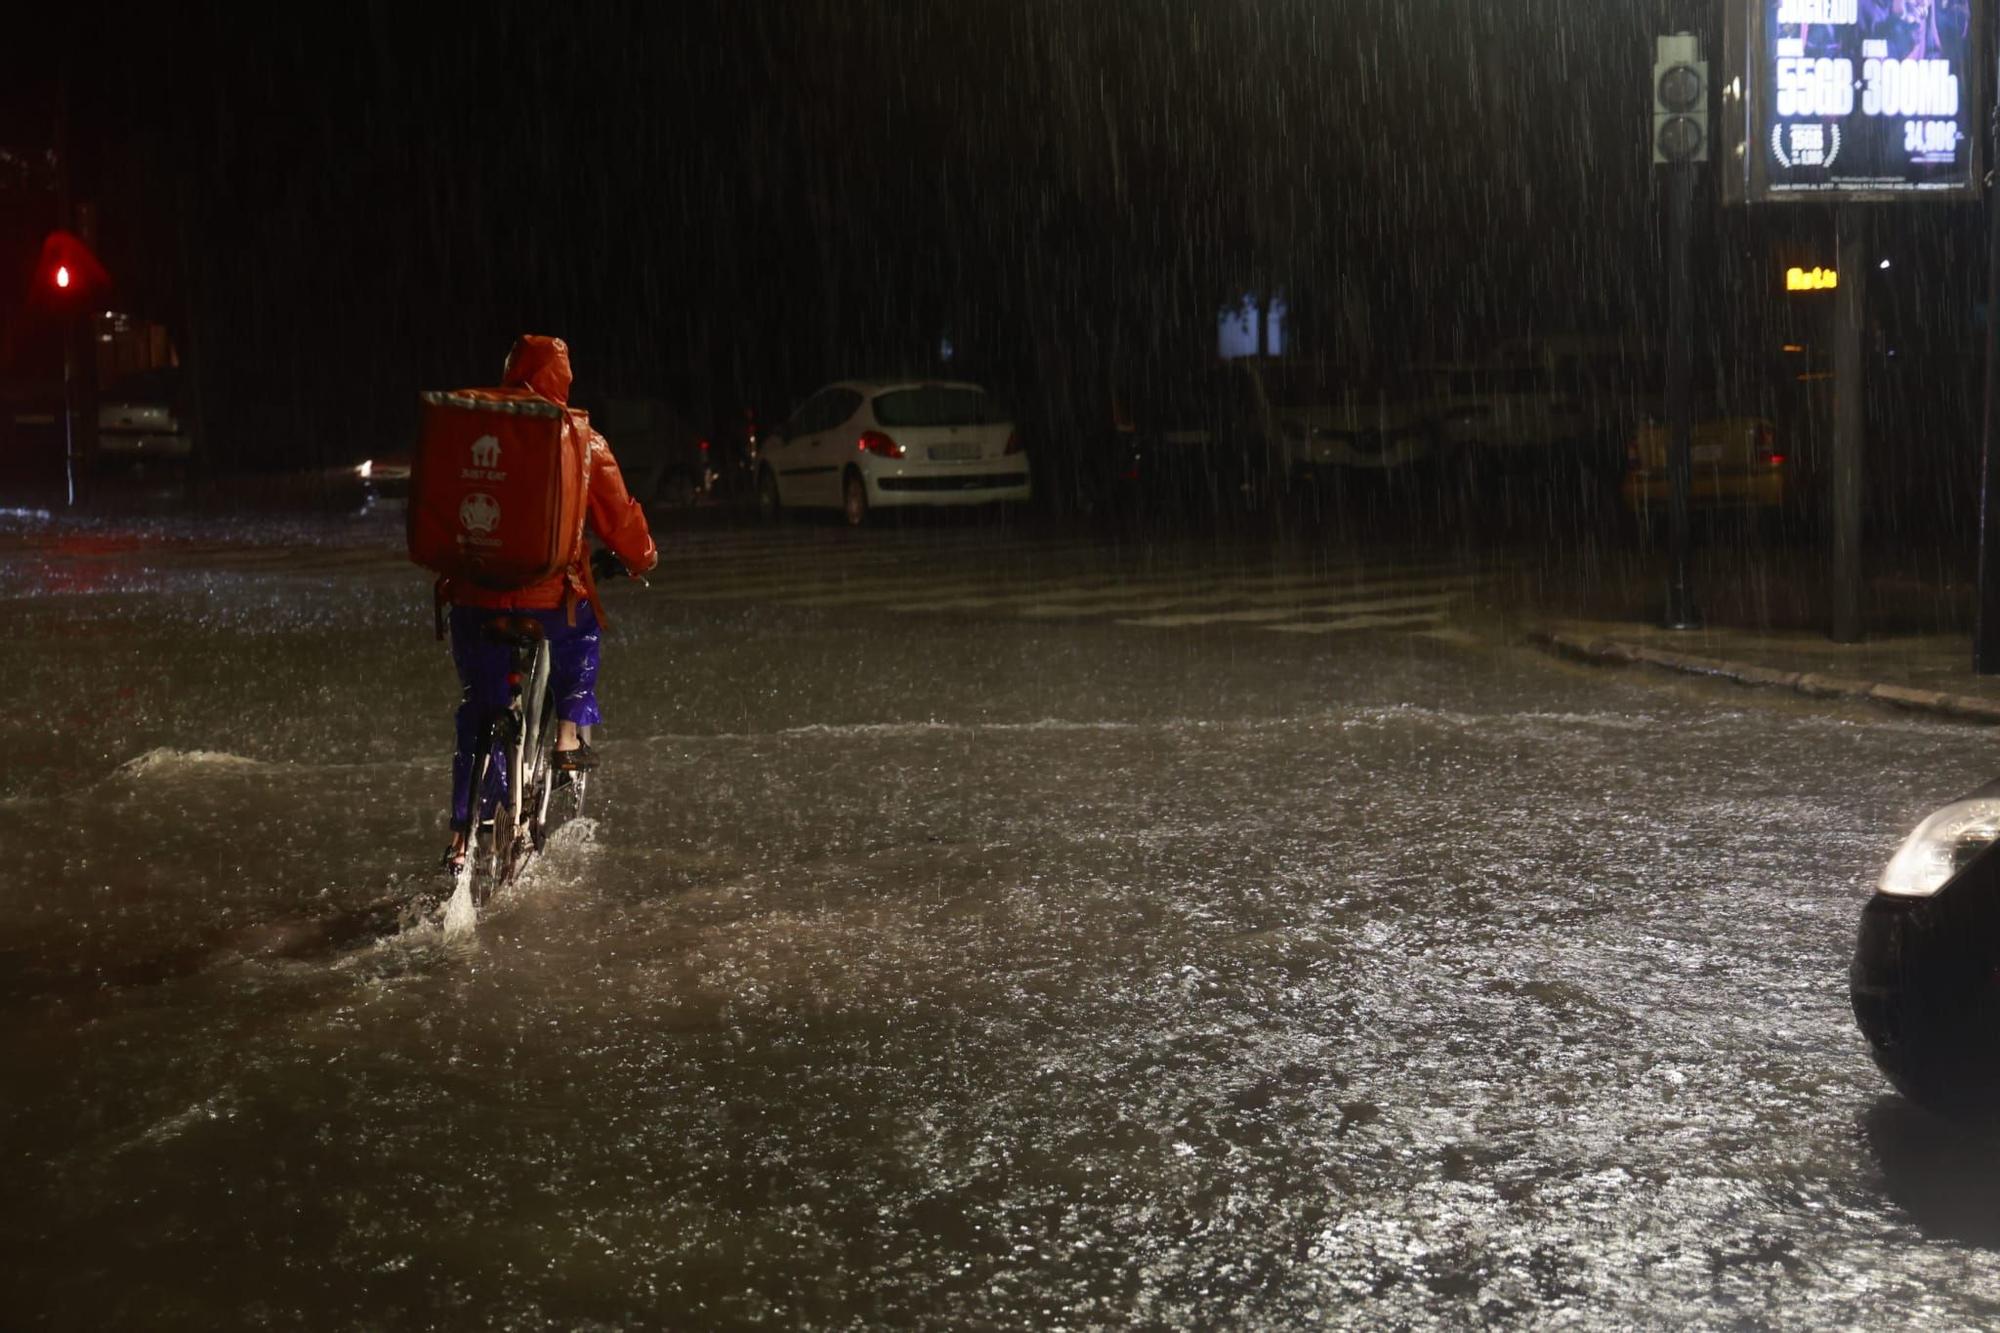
[5,503,2000,1327]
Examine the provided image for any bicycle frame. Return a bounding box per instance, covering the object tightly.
[457,619,556,904]
[511,636,552,834]
[446,608,597,921]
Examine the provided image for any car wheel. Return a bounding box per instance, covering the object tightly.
[757,467,784,522]
[842,469,870,527]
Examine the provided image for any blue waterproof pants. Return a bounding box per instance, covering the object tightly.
[447,602,601,830]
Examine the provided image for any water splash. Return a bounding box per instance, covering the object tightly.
[440,873,477,939]
[117,748,268,777]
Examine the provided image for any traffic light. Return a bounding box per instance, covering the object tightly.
[1653,34,1709,165]
[34,230,109,312]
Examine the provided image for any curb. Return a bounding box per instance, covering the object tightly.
[1530,629,2000,725]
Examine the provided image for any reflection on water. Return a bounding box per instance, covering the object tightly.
[6,512,2000,1323]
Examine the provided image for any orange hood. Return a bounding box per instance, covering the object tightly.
[501,334,574,405]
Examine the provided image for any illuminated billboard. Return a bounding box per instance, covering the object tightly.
[1723,0,1983,203]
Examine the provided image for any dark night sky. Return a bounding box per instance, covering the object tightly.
[2,1,1988,469]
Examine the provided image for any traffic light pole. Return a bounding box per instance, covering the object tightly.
[61,314,77,509]
[1830,204,1866,644]
[1976,61,2000,671]
[1652,32,1705,630]
[1663,158,1700,630]
[55,66,78,510]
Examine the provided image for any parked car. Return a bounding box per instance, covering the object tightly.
[95,368,193,469]
[757,379,1028,525]
[1620,358,1827,536]
[1111,363,1273,517]
[1622,415,1792,527]
[1260,361,1439,485]
[1105,359,1439,520]
[1424,338,1650,484]
[589,396,721,508]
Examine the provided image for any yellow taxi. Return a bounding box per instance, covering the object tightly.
[1620,356,1826,531]
[1621,415,1792,518]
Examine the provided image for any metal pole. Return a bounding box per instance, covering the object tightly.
[61,317,76,508]
[56,67,76,509]
[1976,52,2000,670]
[1831,204,1867,643]
[1664,158,1700,629]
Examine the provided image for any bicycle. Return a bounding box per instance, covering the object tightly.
[445,614,589,915]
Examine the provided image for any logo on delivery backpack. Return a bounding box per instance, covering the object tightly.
[459,492,501,534]
[470,435,501,468]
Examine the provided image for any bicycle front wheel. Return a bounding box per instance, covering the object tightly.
[527,689,560,851]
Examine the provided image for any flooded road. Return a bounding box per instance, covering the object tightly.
[6,505,2000,1326]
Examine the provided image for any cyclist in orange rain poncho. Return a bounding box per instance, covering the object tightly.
[439,335,658,873]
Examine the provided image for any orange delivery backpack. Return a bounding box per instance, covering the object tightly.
[406,387,591,589]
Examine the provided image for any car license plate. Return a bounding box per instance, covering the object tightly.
[1691,444,1722,463]
[929,443,981,461]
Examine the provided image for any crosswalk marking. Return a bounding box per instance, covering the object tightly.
[806,557,1445,605]
[1265,611,1453,635]
[891,569,1418,613]
[1010,570,1477,618]
[17,518,1497,642]
[686,556,1355,610]
[791,567,1280,610]
[668,544,1112,603]
[1116,592,1462,629]
[656,531,1497,640]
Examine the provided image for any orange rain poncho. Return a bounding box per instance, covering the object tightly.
[439,335,658,622]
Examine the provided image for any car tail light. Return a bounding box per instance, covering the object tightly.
[1004,430,1023,455]
[857,430,903,458]
[1756,424,1783,466]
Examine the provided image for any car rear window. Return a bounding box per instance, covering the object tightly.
[872,386,1005,428]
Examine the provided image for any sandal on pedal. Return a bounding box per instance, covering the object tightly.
[554,742,597,772]
[439,847,466,877]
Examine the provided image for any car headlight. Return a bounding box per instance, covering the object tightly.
[1879,798,2000,898]
[355,459,374,479]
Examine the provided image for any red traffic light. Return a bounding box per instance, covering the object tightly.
[34,231,108,309]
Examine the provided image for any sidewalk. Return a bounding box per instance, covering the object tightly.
[1518,541,2000,725]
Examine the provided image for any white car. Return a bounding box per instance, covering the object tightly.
[96,368,194,467]
[757,379,1029,525]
